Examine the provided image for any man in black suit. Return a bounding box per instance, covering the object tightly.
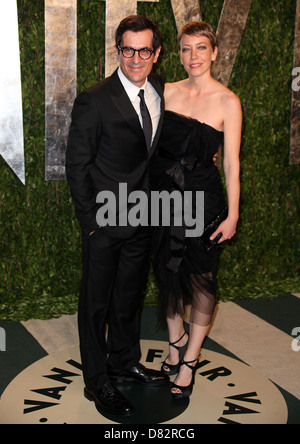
[66,16,168,417]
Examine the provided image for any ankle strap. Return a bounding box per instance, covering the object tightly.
[169,331,187,350]
[181,355,201,370]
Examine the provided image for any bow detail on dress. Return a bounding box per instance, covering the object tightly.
[165,155,197,191]
[164,155,197,273]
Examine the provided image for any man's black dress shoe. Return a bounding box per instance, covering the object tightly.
[84,382,135,416]
[108,362,170,386]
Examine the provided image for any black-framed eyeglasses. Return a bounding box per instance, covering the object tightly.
[118,46,155,60]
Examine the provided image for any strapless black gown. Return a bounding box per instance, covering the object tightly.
[151,110,226,327]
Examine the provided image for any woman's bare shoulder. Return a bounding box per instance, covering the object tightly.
[215,81,241,108]
[165,80,187,96]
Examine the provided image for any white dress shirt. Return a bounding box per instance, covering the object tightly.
[117,68,161,144]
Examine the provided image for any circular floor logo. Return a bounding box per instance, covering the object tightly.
[0,340,288,424]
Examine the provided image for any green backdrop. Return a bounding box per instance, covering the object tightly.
[0,0,299,320]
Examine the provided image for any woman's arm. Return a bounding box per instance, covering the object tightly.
[211,92,242,243]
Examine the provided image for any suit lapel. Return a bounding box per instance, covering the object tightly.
[148,73,164,157]
[110,70,145,142]
[109,69,165,157]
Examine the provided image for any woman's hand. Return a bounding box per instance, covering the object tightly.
[210,216,238,244]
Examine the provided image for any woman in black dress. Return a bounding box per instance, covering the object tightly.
[151,22,242,398]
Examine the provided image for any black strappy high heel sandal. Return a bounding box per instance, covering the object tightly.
[171,355,200,399]
[161,331,189,376]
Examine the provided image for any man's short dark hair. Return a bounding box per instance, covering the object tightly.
[115,15,161,52]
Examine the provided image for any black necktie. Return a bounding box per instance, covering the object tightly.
[138,89,153,149]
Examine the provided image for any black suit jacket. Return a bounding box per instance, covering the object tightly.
[66,69,164,239]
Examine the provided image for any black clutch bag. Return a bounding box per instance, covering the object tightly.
[199,206,228,251]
